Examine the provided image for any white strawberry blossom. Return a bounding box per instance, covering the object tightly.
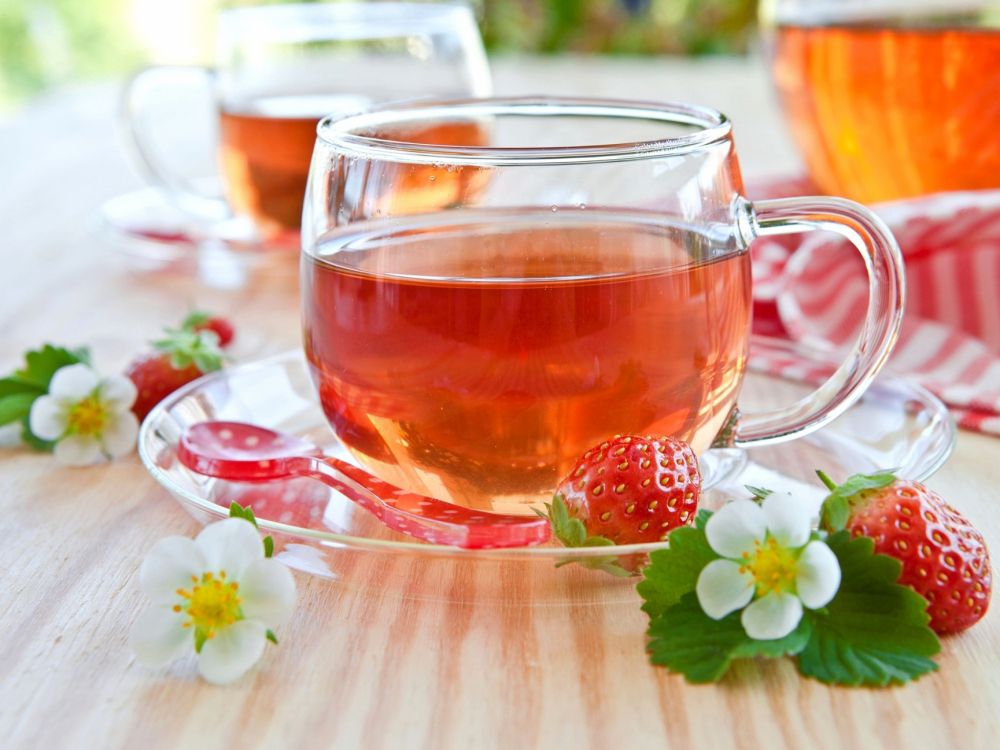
[28,363,139,465]
[696,493,841,640]
[130,518,296,685]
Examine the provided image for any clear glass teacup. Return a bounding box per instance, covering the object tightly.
[122,2,491,244]
[301,97,904,512]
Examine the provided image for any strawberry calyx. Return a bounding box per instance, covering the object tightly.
[152,327,226,374]
[745,485,772,503]
[538,495,633,577]
[181,311,214,331]
[817,469,897,532]
[181,310,235,348]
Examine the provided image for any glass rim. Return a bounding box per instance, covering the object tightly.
[219,1,477,39]
[769,0,995,25]
[316,96,733,166]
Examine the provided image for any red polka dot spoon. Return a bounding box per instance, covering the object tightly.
[177,421,551,550]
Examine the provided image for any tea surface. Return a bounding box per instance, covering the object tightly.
[303,211,752,511]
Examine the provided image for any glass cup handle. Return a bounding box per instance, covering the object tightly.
[120,65,229,220]
[717,196,906,448]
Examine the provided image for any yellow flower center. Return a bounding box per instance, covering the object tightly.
[741,537,799,597]
[66,395,108,436]
[174,571,243,643]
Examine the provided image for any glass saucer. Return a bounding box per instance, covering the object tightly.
[96,187,298,289]
[137,337,954,606]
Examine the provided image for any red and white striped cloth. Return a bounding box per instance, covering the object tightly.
[749,182,1000,436]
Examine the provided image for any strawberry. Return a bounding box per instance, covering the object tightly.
[819,471,992,635]
[542,435,700,574]
[127,328,225,420]
[182,311,235,348]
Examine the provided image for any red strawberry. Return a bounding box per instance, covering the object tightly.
[820,471,992,635]
[543,435,700,574]
[127,328,225,420]
[183,311,235,348]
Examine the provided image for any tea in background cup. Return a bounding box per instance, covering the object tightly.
[122,2,491,242]
[301,98,906,513]
[762,0,1000,203]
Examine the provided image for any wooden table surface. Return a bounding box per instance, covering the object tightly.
[2,56,999,750]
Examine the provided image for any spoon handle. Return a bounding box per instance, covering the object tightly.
[303,455,551,549]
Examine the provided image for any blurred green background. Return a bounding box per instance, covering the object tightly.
[0,0,759,111]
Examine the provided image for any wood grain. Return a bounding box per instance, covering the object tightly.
[1,58,999,750]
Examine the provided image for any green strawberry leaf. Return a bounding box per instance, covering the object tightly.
[14,344,90,389]
[817,469,897,531]
[647,593,811,683]
[182,311,212,330]
[0,376,44,400]
[154,329,224,374]
[819,496,850,533]
[637,523,718,619]
[542,495,636,577]
[229,501,259,528]
[263,535,274,559]
[745,485,772,503]
[694,508,713,530]
[796,531,940,686]
[0,392,37,427]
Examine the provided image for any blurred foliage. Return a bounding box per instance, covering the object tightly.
[0,0,759,109]
[481,0,759,55]
[0,0,142,106]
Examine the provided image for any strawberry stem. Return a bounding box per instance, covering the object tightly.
[816,470,838,492]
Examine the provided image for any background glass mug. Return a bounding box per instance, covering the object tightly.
[301,97,905,513]
[761,0,1000,203]
[121,2,491,243]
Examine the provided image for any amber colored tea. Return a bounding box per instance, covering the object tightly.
[220,100,488,237]
[771,23,1000,203]
[302,211,752,511]
[219,108,319,237]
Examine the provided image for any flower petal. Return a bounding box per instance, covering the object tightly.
[741,591,803,640]
[29,396,67,440]
[100,375,137,410]
[762,491,812,549]
[130,605,191,667]
[796,540,842,609]
[102,411,139,458]
[195,518,263,578]
[49,363,99,401]
[140,536,205,603]
[696,558,755,620]
[240,559,297,628]
[705,499,766,558]
[53,434,103,466]
[197,620,267,685]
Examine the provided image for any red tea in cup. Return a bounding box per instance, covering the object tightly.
[303,210,752,510]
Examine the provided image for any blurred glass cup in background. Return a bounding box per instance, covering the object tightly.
[761,0,1000,203]
[121,2,491,245]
